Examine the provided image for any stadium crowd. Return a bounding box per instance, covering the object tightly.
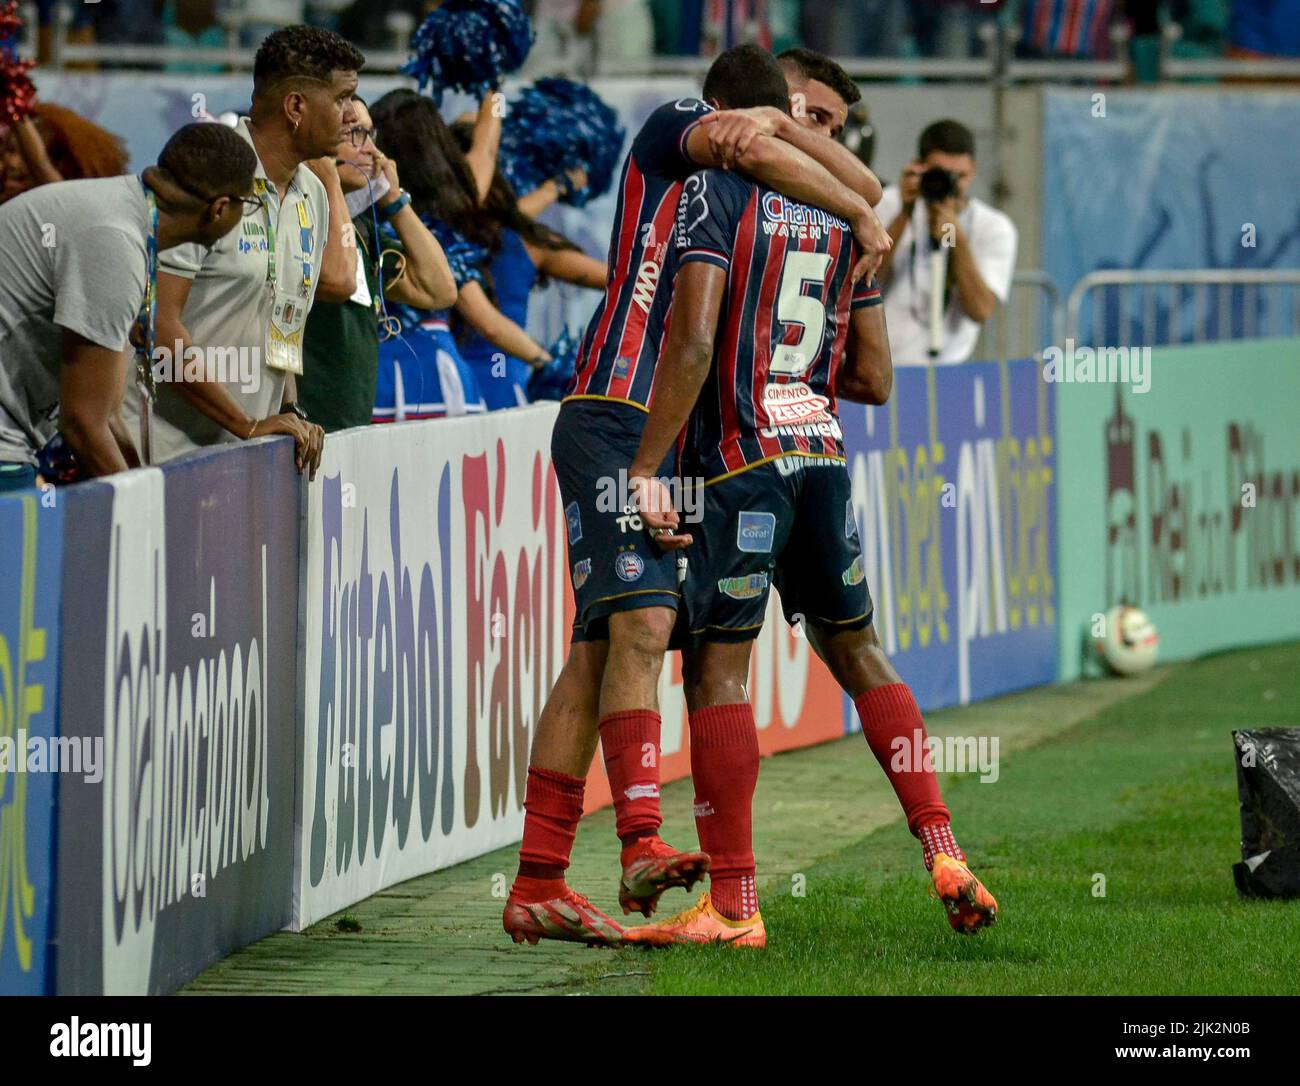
[17,0,1300,71]
[0,9,1030,490]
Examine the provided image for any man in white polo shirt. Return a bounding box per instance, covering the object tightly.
[124,26,365,476]
[874,119,1017,365]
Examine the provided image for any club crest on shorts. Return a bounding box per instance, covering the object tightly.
[718,572,768,600]
[845,499,858,539]
[615,549,644,582]
[572,557,591,590]
[566,501,582,545]
[841,555,865,586]
[736,510,776,553]
[613,355,631,378]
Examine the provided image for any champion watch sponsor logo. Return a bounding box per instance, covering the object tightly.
[572,557,591,590]
[615,550,644,582]
[718,572,769,600]
[566,501,582,544]
[736,510,776,553]
[760,191,849,230]
[842,555,865,586]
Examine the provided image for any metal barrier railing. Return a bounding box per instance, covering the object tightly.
[979,270,1063,364]
[1065,269,1300,348]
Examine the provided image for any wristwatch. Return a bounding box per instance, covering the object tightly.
[379,189,412,220]
[284,402,309,421]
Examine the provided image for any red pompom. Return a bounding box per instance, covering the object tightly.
[0,0,36,125]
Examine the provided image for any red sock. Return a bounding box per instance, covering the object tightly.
[918,820,965,870]
[854,683,951,839]
[512,766,585,902]
[689,703,760,920]
[599,709,663,848]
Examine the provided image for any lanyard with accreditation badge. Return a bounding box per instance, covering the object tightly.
[257,176,313,375]
[132,181,159,464]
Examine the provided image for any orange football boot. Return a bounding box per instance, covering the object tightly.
[618,836,711,917]
[503,887,626,946]
[931,852,998,934]
[622,891,766,948]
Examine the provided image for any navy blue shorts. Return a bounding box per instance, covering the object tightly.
[553,400,682,642]
[685,457,873,643]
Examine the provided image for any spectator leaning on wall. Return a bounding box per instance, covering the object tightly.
[874,119,1017,364]
[0,124,255,491]
[120,25,365,478]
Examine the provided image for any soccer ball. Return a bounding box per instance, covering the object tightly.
[1094,604,1159,676]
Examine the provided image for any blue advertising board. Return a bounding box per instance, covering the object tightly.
[54,439,301,994]
[840,358,1058,724]
[0,489,63,994]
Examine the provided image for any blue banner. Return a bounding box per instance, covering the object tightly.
[54,439,301,994]
[841,358,1057,725]
[1043,89,1300,344]
[0,490,63,995]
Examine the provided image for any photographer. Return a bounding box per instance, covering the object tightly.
[875,119,1017,364]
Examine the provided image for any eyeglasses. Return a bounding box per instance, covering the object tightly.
[346,126,378,148]
[233,193,266,215]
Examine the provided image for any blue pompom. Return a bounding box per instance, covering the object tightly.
[500,78,626,208]
[527,327,579,402]
[402,0,534,106]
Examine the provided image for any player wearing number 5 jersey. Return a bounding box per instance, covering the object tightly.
[504,45,891,948]
[625,163,998,948]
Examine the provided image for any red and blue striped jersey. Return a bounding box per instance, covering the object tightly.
[565,97,715,413]
[671,169,882,483]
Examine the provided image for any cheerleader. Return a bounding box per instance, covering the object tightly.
[450,119,606,409]
[369,88,552,421]
[1,103,128,204]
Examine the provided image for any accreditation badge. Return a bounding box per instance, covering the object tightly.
[266,287,307,374]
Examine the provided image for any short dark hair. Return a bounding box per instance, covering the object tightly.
[157,122,257,199]
[919,119,976,159]
[777,47,861,107]
[702,44,789,112]
[253,25,364,97]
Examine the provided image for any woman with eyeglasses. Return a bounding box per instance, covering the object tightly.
[448,119,607,410]
[300,95,460,432]
[368,88,558,421]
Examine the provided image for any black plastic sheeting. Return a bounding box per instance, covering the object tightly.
[1232,729,1300,899]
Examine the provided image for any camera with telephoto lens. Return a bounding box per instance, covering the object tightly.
[919,166,960,203]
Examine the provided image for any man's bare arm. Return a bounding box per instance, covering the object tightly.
[628,262,728,546]
[155,271,324,476]
[726,106,882,205]
[58,331,133,477]
[837,304,893,405]
[685,120,888,280]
